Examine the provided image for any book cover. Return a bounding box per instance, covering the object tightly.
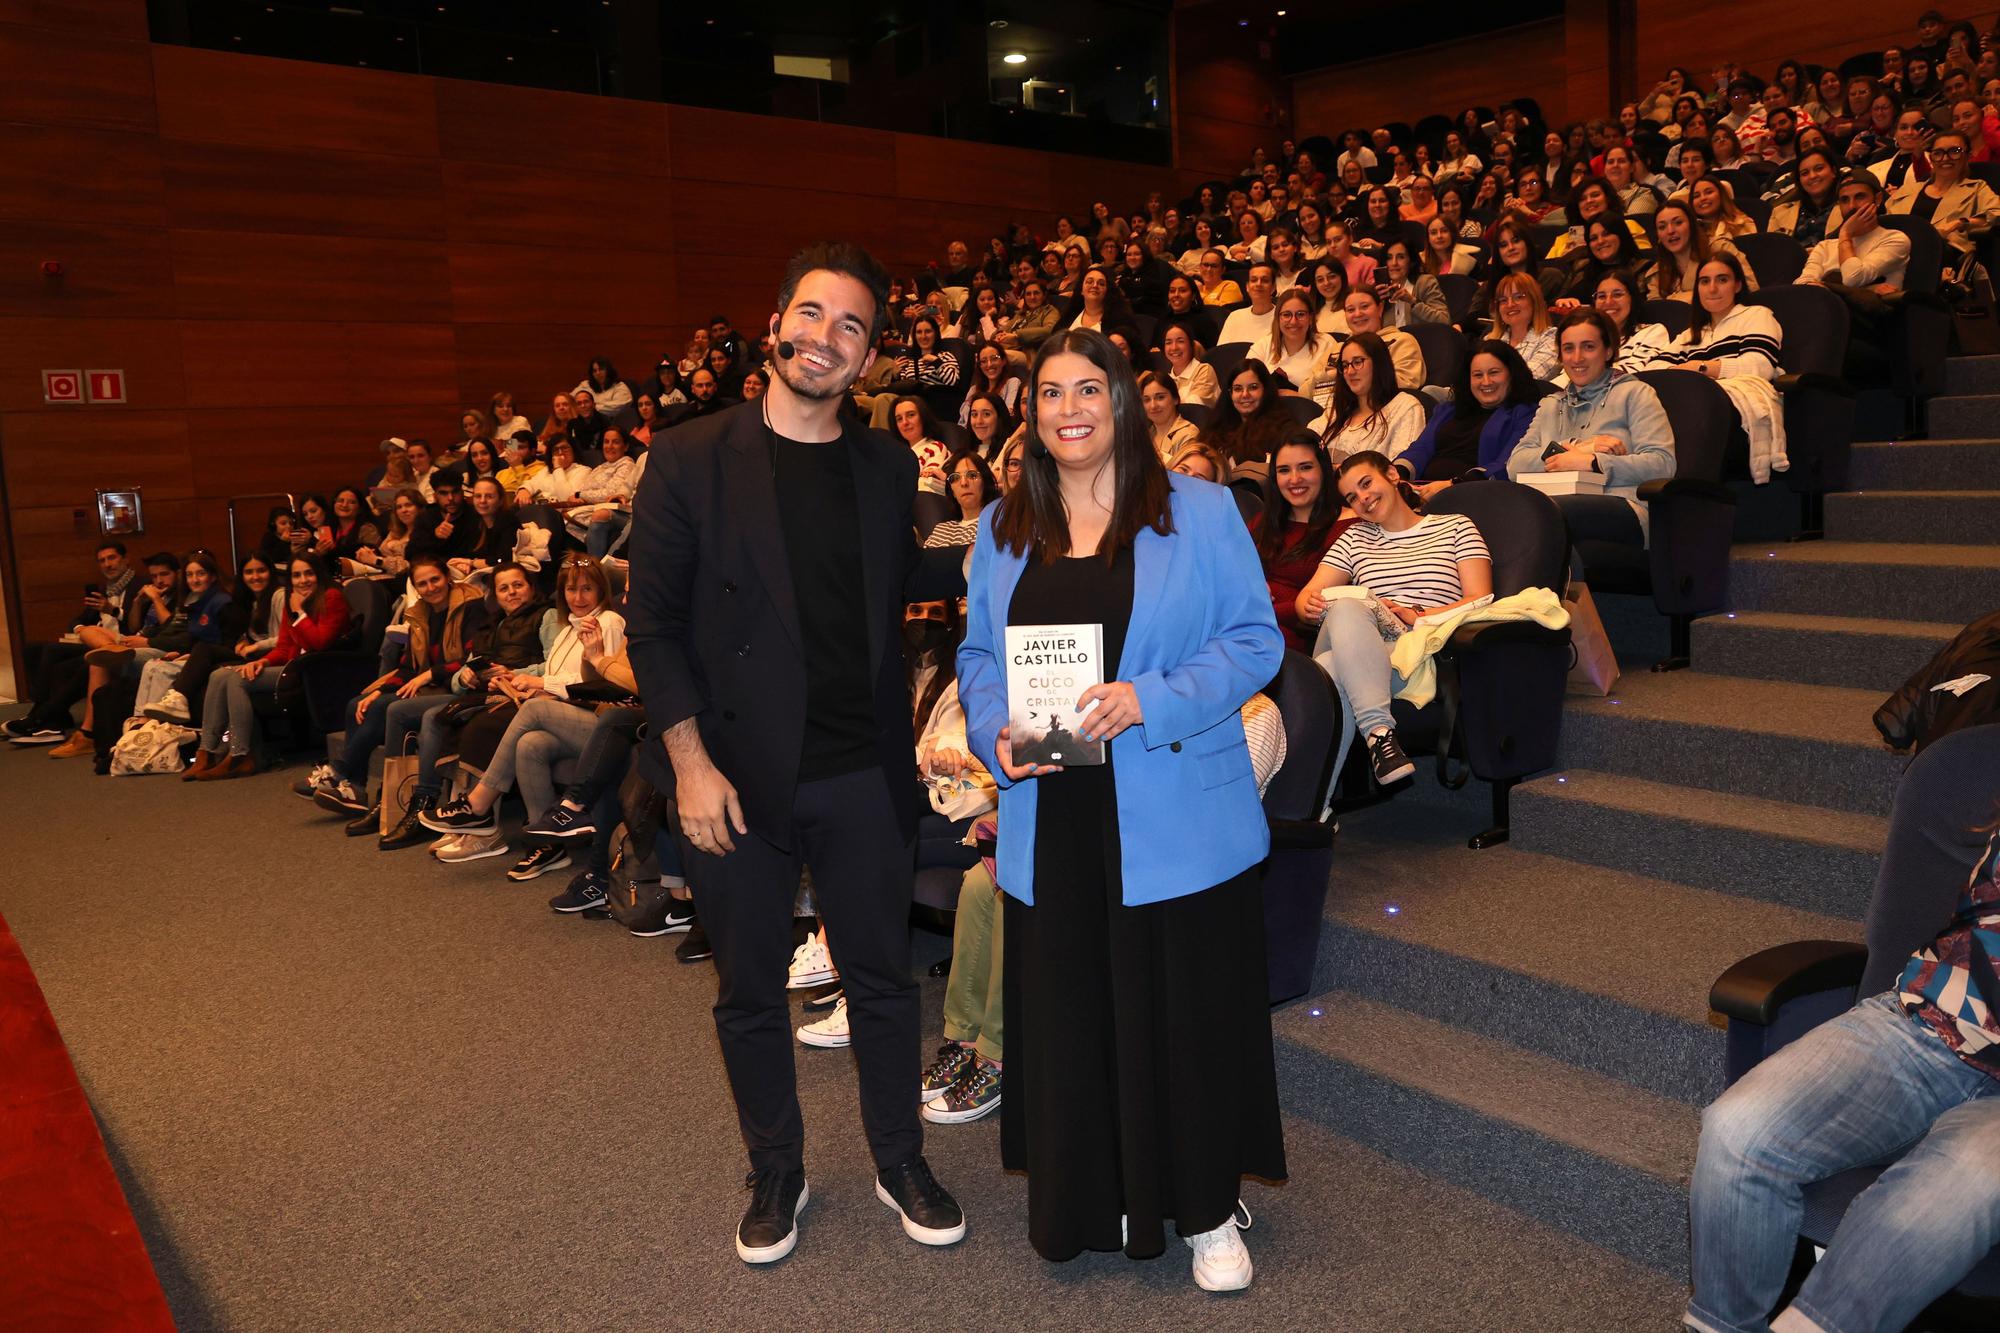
[1005,622,1107,767]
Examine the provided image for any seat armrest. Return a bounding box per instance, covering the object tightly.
[1638,477,1739,504]
[1709,940,1867,1025]
[1446,621,1572,653]
[1774,371,1856,398]
[1268,816,1337,849]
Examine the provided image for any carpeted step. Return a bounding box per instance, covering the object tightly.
[1925,393,2000,438]
[1847,439,2000,491]
[1510,768,1883,917]
[1690,610,1957,692]
[1824,489,2000,544]
[1944,355,2000,396]
[1728,542,2000,626]
[1274,994,1697,1276]
[1318,803,1863,1106]
[1559,670,1904,816]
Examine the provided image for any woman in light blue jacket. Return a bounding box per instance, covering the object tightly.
[955,329,1286,1292]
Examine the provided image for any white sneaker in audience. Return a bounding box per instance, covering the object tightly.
[788,934,836,989]
[433,830,509,863]
[797,998,849,1048]
[1185,1202,1254,1292]
[142,690,191,724]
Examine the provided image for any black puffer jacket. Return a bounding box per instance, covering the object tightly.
[1875,610,2000,753]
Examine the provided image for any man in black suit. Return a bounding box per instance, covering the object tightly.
[626,242,967,1266]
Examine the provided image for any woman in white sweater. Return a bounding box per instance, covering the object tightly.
[1642,253,1789,482]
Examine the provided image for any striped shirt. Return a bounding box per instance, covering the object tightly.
[1642,303,1783,380]
[1320,513,1489,609]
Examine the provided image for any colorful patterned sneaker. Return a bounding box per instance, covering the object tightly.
[921,1057,1002,1125]
[920,1042,975,1102]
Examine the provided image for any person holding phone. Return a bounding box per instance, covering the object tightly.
[954,328,1285,1291]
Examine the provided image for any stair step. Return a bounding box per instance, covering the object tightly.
[1925,394,2000,438]
[1728,542,2000,625]
[1848,439,2000,491]
[1275,994,1697,1275]
[1511,769,1883,917]
[1690,610,1956,692]
[1944,355,2000,396]
[1824,489,2000,544]
[1319,802,1862,1105]
[1560,671,1903,815]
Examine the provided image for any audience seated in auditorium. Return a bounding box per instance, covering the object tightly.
[1341,287,1427,391]
[1396,340,1546,492]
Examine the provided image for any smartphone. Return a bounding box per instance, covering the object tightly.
[1373,264,1390,286]
[84,583,100,596]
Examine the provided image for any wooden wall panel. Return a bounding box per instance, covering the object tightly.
[13,500,204,640]
[177,321,457,409]
[670,254,790,340]
[438,163,673,250]
[0,24,156,132]
[0,318,186,413]
[892,136,1057,214]
[0,413,193,510]
[170,232,453,323]
[187,408,446,501]
[0,221,177,319]
[0,0,147,39]
[451,326,684,412]
[670,182,899,264]
[1291,19,1569,142]
[0,126,166,228]
[447,244,676,327]
[161,141,447,240]
[1636,4,1911,93]
[668,107,895,193]
[152,46,439,157]
[435,81,670,174]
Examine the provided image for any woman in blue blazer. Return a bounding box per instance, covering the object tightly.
[954,328,1287,1291]
[1391,337,1547,491]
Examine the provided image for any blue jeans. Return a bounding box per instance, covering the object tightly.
[1686,992,2000,1333]
[335,690,447,782]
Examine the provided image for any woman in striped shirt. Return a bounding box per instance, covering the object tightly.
[1642,253,1789,483]
[1294,452,1493,786]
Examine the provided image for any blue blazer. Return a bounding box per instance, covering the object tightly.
[1396,398,1540,481]
[957,472,1284,907]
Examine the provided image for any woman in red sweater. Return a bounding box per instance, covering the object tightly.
[187,552,351,779]
[1251,433,1352,652]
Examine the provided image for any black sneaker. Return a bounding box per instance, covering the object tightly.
[511,844,573,883]
[676,920,713,963]
[875,1156,966,1246]
[803,981,844,1011]
[736,1167,808,1264]
[314,777,370,816]
[920,1042,975,1102]
[1368,729,1416,785]
[524,800,596,842]
[420,797,496,835]
[547,869,607,912]
[609,882,696,937]
[344,804,380,837]
[378,794,440,850]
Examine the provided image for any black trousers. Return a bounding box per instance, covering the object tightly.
[24,643,89,729]
[690,764,921,1177]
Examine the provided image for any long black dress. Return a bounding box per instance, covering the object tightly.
[1000,548,1287,1264]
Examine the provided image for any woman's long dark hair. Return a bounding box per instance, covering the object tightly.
[1650,199,1713,299]
[288,551,335,618]
[1454,338,1544,413]
[1337,449,1426,515]
[907,598,965,742]
[991,329,1173,565]
[1323,332,1400,440]
[1686,250,1751,342]
[1055,264,1136,332]
[1205,358,1291,466]
[236,553,281,631]
[1255,431,1342,563]
[964,390,1018,462]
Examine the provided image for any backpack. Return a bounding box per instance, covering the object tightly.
[1875,609,2000,753]
[110,717,196,776]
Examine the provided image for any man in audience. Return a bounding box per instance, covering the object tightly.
[1219,261,1279,347]
[5,542,135,744]
[569,388,609,458]
[1342,286,1428,390]
[1909,7,1950,67]
[1872,108,1935,189]
[1761,107,1802,165]
[678,368,724,421]
[1799,172,1912,293]
[408,475,477,561]
[627,241,967,1267]
[1720,77,1764,133]
[939,240,975,290]
[708,313,749,371]
[1337,130,1376,175]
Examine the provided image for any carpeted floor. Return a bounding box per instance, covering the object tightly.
[0,752,1688,1331]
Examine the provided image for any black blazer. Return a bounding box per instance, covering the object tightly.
[626,401,965,848]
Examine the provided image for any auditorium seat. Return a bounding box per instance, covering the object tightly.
[1874,216,1954,432]
[1708,722,2000,1305]
[1734,232,1808,287]
[1380,480,1573,847]
[1746,284,1857,537]
[1437,272,1479,327]
[1259,651,1343,1005]
[1406,322,1467,388]
[1211,340,1253,387]
[1642,298,1694,338]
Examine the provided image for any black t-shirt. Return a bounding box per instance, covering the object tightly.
[772,430,878,781]
[1425,405,1494,481]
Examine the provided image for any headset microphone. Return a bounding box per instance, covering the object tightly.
[775,339,797,359]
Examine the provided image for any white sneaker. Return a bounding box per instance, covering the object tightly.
[1185,1202,1253,1292]
[797,998,849,1048]
[433,830,510,863]
[143,690,191,723]
[788,933,837,989]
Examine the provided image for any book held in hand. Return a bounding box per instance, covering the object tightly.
[1005,622,1107,766]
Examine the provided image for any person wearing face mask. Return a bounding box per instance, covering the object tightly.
[1395,341,1548,491]
[1508,308,1677,553]
[298,554,488,821]
[1294,451,1494,787]
[952,327,1285,1290]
